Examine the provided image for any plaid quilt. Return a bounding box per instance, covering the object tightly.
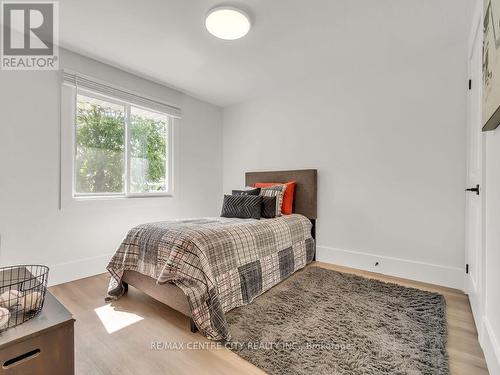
[105,214,315,341]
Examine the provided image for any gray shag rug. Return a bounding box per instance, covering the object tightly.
[226,266,448,375]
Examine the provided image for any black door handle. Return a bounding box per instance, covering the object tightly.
[465,184,480,195]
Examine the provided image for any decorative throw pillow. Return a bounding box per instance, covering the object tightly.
[232,187,261,196]
[254,181,296,215]
[259,185,287,217]
[261,196,277,218]
[221,195,262,219]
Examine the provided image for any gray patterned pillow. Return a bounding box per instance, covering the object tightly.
[261,196,277,218]
[259,185,287,217]
[221,195,262,219]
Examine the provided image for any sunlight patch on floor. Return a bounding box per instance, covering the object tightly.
[95,304,144,334]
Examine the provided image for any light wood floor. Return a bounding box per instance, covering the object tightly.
[49,262,489,375]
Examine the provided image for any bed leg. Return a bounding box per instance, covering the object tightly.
[190,318,198,333]
[311,219,317,261]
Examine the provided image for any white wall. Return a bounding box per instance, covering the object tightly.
[482,129,500,374]
[222,7,470,289]
[0,49,223,285]
[462,2,500,372]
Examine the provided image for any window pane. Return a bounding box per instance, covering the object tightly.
[75,94,125,194]
[129,107,169,193]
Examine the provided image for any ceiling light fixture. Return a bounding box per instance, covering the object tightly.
[205,6,251,40]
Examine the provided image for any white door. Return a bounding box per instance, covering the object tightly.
[465,18,483,333]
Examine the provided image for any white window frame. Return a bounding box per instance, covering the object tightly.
[60,71,180,207]
[72,89,173,199]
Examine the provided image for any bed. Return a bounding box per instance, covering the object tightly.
[105,169,317,341]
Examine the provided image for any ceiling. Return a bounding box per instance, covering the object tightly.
[59,0,473,107]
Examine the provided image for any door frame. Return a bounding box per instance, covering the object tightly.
[465,3,485,342]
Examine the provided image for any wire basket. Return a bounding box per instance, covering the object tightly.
[0,265,49,332]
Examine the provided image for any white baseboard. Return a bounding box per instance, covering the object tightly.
[483,318,500,375]
[48,247,464,290]
[48,253,113,286]
[316,245,464,290]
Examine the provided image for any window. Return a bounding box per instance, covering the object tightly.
[74,91,172,198]
[61,71,180,203]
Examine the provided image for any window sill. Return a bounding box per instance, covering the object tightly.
[73,193,173,201]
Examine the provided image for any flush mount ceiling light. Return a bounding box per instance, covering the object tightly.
[205,6,251,40]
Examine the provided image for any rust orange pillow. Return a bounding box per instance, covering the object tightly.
[254,181,296,215]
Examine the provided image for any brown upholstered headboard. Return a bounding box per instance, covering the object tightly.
[245,169,317,219]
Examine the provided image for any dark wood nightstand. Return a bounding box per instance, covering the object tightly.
[0,291,75,374]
